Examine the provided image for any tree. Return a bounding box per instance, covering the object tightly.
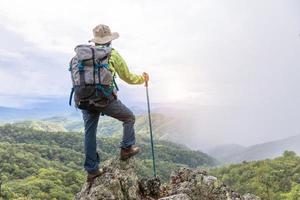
[282,183,300,200]
[211,152,300,199]
[283,150,296,158]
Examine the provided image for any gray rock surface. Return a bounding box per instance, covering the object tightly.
[75,158,260,200]
[74,157,140,200]
[159,194,191,200]
[139,176,161,198]
[243,193,262,200]
[167,168,261,200]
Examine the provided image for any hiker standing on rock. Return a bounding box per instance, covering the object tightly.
[69,24,149,182]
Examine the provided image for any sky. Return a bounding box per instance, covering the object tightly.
[0,0,300,148]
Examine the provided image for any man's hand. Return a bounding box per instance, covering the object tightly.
[142,72,149,86]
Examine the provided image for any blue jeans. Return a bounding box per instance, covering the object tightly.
[81,99,136,173]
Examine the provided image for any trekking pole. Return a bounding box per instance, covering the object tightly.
[145,80,157,177]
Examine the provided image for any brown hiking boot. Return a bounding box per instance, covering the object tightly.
[120,146,141,160]
[86,168,104,183]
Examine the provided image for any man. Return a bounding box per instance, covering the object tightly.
[72,24,149,182]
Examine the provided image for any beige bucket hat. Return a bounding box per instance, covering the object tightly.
[89,24,119,44]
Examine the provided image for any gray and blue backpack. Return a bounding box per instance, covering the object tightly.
[69,45,118,110]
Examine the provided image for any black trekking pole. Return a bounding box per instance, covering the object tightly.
[145,80,157,177]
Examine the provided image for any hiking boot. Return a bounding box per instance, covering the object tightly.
[120,146,141,160]
[86,168,104,183]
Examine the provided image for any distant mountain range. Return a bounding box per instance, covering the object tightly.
[0,98,80,121]
[208,134,300,164]
[3,101,300,165]
[0,97,149,122]
[7,113,178,138]
[206,144,246,162]
[9,116,300,165]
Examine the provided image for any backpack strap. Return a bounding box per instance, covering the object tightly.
[92,47,116,97]
[78,60,85,86]
[69,87,75,106]
[113,75,119,91]
[69,59,75,106]
[91,47,96,85]
[91,48,100,97]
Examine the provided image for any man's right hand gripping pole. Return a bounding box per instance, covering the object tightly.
[143,72,149,87]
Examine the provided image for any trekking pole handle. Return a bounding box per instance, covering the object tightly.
[143,72,149,87]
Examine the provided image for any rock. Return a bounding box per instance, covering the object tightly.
[138,176,161,198]
[74,157,141,200]
[74,158,260,200]
[166,167,260,200]
[243,193,261,200]
[159,194,191,200]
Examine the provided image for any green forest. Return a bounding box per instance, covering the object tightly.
[0,124,216,200]
[211,151,300,200]
[1,123,300,200]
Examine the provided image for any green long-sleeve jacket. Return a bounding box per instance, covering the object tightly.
[108,49,144,85]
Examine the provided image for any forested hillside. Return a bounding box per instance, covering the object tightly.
[0,124,217,199]
[211,151,300,200]
[10,113,178,137]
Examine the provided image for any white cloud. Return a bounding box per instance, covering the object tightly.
[0,0,299,106]
[0,49,24,59]
[0,0,300,146]
[0,0,222,105]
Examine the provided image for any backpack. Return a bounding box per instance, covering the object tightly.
[68,44,118,110]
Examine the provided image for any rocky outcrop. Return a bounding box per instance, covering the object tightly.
[162,168,260,200]
[75,157,260,200]
[74,158,140,200]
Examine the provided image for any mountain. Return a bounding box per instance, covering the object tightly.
[6,113,178,137]
[1,102,244,152]
[0,106,38,121]
[10,120,67,132]
[207,144,247,162]
[209,135,300,163]
[0,124,217,199]
[0,98,149,122]
[0,104,80,122]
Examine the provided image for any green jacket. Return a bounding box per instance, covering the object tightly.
[108,49,144,85]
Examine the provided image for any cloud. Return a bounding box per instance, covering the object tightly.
[0,0,300,146]
[1,0,299,106]
[0,49,24,60]
[0,26,70,100]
